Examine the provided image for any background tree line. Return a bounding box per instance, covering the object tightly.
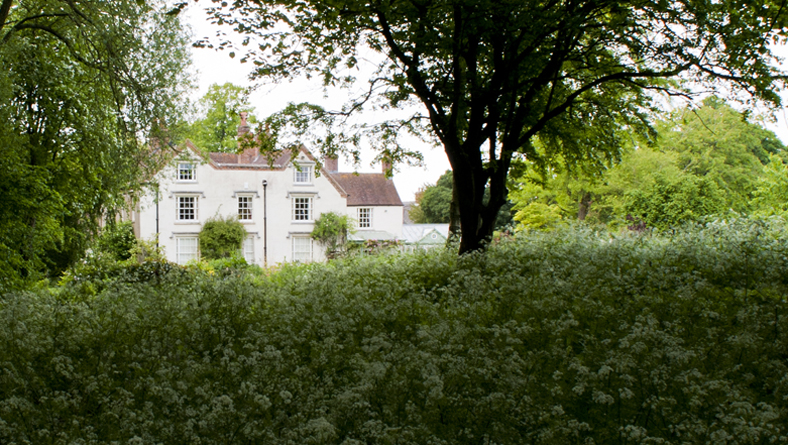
[510,97,788,231]
[0,0,191,291]
[409,96,788,232]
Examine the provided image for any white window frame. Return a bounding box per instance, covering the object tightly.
[291,196,313,222]
[176,195,198,222]
[242,236,254,264]
[175,236,199,265]
[291,236,312,262]
[238,195,253,221]
[293,165,313,184]
[357,207,372,229]
[177,162,195,181]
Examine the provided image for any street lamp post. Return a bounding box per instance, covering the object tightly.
[262,179,268,267]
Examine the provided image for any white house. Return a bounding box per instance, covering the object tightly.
[133,128,404,266]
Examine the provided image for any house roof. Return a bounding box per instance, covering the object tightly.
[349,230,398,241]
[401,224,450,244]
[175,140,403,205]
[328,172,403,206]
[207,146,296,170]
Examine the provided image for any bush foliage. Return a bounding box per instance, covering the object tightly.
[311,212,354,259]
[2,220,787,443]
[95,221,137,261]
[199,214,247,260]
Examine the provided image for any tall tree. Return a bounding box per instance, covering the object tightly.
[410,171,454,224]
[201,0,788,253]
[188,82,256,153]
[0,0,191,289]
[656,97,784,212]
[511,97,786,230]
[752,153,788,216]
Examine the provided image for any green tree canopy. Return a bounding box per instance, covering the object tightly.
[511,98,786,230]
[624,174,726,230]
[752,153,788,216]
[410,171,454,224]
[0,0,191,290]
[188,83,256,153]
[656,97,784,212]
[200,0,788,253]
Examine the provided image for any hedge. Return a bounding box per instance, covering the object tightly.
[1,219,787,444]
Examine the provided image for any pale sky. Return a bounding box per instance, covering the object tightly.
[183,5,788,202]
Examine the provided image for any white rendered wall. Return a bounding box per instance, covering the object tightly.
[350,206,404,239]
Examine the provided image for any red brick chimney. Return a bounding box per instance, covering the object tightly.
[237,111,251,138]
[324,155,339,172]
[381,159,393,177]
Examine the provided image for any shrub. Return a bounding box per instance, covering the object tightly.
[311,211,353,258]
[1,219,787,444]
[95,221,136,261]
[199,214,247,260]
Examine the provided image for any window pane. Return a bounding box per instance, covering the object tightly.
[176,237,198,265]
[294,166,311,183]
[292,197,311,221]
[178,196,196,220]
[178,163,194,181]
[243,237,254,263]
[292,236,312,262]
[358,208,371,228]
[238,196,252,220]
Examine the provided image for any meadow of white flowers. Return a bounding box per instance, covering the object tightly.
[2,220,787,444]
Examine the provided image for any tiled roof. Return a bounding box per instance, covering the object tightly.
[328,172,403,206]
[208,147,294,170]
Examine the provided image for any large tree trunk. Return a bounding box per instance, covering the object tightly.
[450,150,510,255]
[448,177,462,242]
[577,191,592,221]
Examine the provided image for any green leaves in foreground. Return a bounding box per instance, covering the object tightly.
[2,220,788,443]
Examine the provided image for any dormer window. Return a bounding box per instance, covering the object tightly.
[294,165,312,184]
[177,162,195,181]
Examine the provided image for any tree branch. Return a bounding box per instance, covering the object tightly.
[374,8,452,147]
[2,23,95,69]
[518,63,693,146]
